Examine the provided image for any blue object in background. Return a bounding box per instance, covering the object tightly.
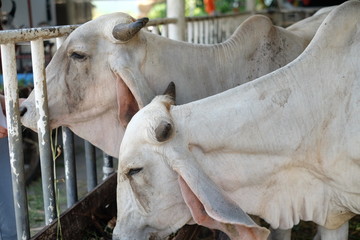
[0,73,34,86]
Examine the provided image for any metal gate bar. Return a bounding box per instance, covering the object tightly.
[1,43,31,240]
[85,140,97,191]
[31,39,57,225]
[62,126,78,207]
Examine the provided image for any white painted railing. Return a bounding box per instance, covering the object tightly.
[1,25,78,239]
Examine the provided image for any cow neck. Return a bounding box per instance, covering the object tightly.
[143,17,306,108]
[69,108,123,157]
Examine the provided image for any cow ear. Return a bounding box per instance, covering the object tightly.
[160,82,176,110]
[163,82,176,103]
[155,120,173,142]
[175,168,269,240]
[116,76,139,129]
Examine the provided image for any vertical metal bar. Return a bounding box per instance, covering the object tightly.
[1,43,30,240]
[56,36,78,207]
[161,25,168,38]
[194,22,199,44]
[204,20,209,44]
[187,22,193,43]
[214,19,218,43]
[62,127,78,207]
[102,153,114,180]
[85,141,97,191]
[212,19,216,44]
[208,20,212,44]
[152,26,160,35]
[200,21,205,44]
[211,19,215,44]
[199,21,202,43]
[225,18,230,41]
[226,19,231,40]
[31,39,57,225]
[216,19,220,43]
[167,0,185,41]
[219,18,223,42]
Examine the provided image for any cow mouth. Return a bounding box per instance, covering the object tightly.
[116,75,140,129]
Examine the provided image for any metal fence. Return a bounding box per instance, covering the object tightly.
[146,12,252,43]
[0,8,317,239]
[1,25,78,239]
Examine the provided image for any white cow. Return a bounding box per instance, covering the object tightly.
[20,12,311,157]
[113,1,360,240]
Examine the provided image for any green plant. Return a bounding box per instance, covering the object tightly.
[216,0,234,13]
[148,2,166,19]
[18,78,26,87]
[50,128,63,240]
[27,181,45,236]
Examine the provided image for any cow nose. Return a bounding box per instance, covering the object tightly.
[19,106,27,116]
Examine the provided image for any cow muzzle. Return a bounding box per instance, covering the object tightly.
[19,105,27,116]
[19,100,38,131]
[112,223,162,240]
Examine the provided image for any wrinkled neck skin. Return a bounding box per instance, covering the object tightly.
[138,19,306,105]
[66,108,124,157]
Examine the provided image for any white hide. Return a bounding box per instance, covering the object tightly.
[285,5,335,44]
[20,12,314,157]
[113,2,360,240]
[276,5,341,240]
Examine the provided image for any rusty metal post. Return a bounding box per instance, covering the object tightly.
[1,43,30,240]
[31,39,57,225]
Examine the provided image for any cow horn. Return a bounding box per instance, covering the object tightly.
[112,17,149,42]
[155,121,173,142]
[163,82,176,105]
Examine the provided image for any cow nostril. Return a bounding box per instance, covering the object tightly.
[19,106,27,117]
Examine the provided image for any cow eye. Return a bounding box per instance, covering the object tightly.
[70,52,87,60]
[127,168,143,176]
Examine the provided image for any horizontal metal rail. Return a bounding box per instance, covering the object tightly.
[148,18,177,26]
[0,25,78,44]
[186,11,252,21]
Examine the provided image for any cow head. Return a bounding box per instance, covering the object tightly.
[113,82,269,240]
[20,12,150,156]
